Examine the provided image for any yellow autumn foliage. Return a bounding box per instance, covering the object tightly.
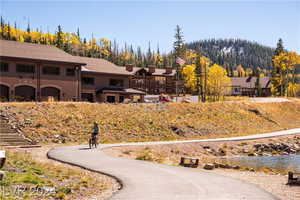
[286,83,300,97]
[207,64,231,100]
[181,64,197,90]
[272,51,300,96]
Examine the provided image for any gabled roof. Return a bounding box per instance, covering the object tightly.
[76,56,133,76]
[231,77,271,88]
[0,40,85,65]
[76,56,176,76]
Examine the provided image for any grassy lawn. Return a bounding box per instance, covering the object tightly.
[1,100,300,144]
[0,151,109,200]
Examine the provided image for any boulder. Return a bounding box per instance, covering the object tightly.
[232,165,240,170]
[225,164,232,169]
[213,163,220,168]
[217,149,226,156]
[218,164,227,168]
[203,164,214,170]
[206,148,214,153]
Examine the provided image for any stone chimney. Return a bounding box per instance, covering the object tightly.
[165,67,173,74]
[148,66,156,73]
[126,64,133,72]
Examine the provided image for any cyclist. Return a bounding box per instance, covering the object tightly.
[90,122,99,148]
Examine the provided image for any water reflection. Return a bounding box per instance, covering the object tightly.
[222,155,300,172]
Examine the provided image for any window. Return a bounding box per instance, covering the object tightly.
[16,64,35,73]
[234,87,241,93]
[155,76,166,84]
[66,68,75,76]
[119,96,125,103]
[109,79,124,87]
[42,66,60,75]
[0,62,9,72]
[82,77,95,85]
[106,96,116,103]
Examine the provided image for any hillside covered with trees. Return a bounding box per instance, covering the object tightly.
[0,17,276,72]
[187,39,274,72]
[0,17,171,68]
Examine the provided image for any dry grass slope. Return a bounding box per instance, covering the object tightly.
[1,101,300,144]
[0,151,109,200]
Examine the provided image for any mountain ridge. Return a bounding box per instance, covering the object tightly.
[187,39,274,71]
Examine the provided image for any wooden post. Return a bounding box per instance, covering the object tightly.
[288,171,293,184]
[180,157,185,166]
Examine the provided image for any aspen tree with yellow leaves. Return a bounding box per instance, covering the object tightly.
[181,64,197,91]
[236,65,246,77]
[272,51,300,96]
[207,64,231,101]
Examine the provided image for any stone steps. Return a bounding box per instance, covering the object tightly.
[0,116,34,146]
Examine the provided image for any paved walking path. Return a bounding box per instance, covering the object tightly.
[48,128,300,200]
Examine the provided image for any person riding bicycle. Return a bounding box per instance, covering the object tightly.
[91,122,99,143]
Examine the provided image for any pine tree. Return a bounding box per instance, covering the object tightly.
[0,16,4,28]
[274,38,284,56]
[76,27,80,38]
[0,16,4,38]
[26,22,31,33]
[146,41,152,66]
[55,25,64,49]
[272,38,285,96]
[137,46,143,67]
[7,23,11,40]
[173,25,185,60]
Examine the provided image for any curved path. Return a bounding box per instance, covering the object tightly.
[48,128,300,200]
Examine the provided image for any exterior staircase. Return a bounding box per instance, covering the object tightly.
[0,116,33,146]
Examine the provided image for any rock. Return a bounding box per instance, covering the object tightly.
[290,149,296,154]
[218,164,227,168]
[253,144,262,149]
[170,126,185,136]
[225,164,232,169]
[217,149,226,156]
[203,164,214,170]
[206,148,214,153]
[213,163,219,168]
[242,149,249,153]
[232,166,240,170]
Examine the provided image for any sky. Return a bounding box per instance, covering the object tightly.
[0,1,299,53]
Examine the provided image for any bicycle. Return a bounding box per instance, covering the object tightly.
[89,135,98,149]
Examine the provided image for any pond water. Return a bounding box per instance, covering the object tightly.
[222,155,300,172]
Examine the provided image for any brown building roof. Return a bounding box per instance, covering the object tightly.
[76,56,176,76]
[76,56,133,76]
[0,40,85,65]
[231,77,271,88]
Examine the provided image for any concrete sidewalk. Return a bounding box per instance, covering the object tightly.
[101,128,300,148]
[46,128,300,200]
